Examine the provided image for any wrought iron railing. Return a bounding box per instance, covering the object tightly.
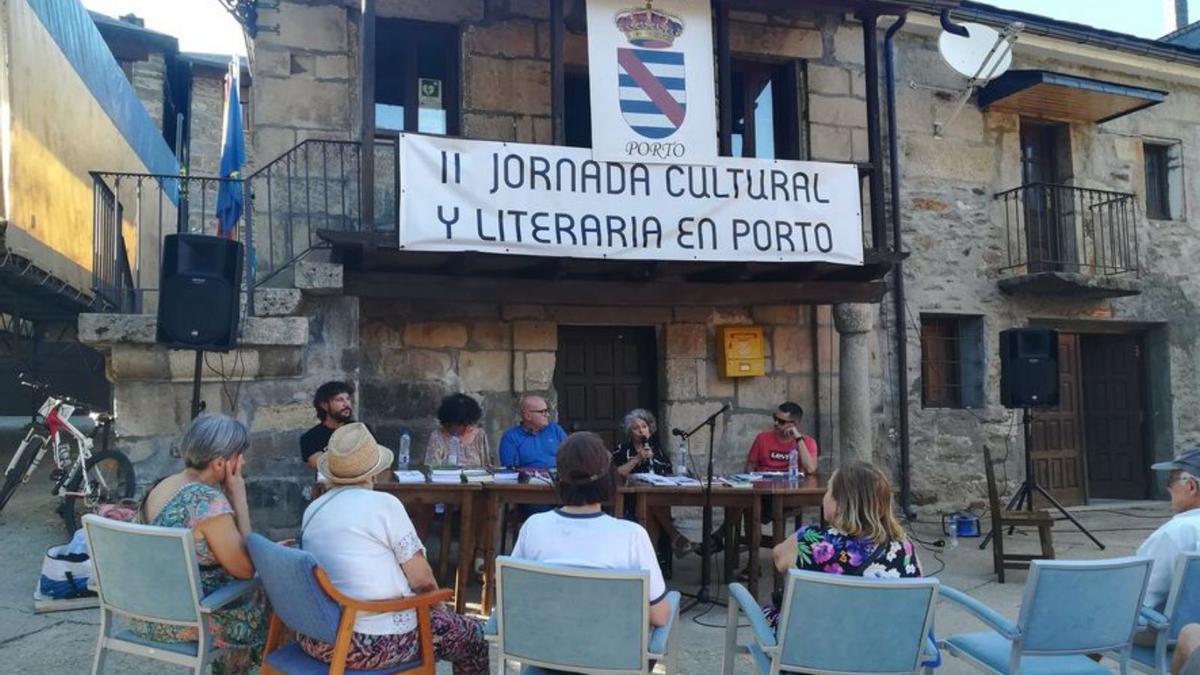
[995,182,1139,277]
[90,137,399,314]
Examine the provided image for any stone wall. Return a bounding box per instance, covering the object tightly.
[890,28,1200,512]
[128,52,166,134]
[79,279,356,536]
[358,299,845,475]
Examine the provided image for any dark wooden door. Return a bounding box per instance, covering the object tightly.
[1020,120,1067,272]
[554,327,659,448]
[1030,333,1086,506]
[1080,334,1148,499]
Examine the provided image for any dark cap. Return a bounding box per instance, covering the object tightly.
[1150,449,1200,476]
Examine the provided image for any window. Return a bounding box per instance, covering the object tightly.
[921,315,985,409]
[375,19,459,136]
[564,70,592,148]
[1144,142,1173,220]
[729,60,803,160]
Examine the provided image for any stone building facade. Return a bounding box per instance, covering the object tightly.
[80,0,1200,530]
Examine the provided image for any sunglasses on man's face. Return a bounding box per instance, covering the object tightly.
[529,408,551,415]
[773,416,793,425]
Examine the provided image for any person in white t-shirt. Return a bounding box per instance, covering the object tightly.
[512,431,671,627]
[299,423,488,673]
[1138,451,1200,611]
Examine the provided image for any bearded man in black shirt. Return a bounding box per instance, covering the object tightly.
[300,381,356,470]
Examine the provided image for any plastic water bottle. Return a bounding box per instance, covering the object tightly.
[448,435,461,466]
[949,514,960,549]
[398,431,411,469]
[674,441,689,476]
[788,446,800,481]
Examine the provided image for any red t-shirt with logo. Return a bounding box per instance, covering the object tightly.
[747,431,818,472]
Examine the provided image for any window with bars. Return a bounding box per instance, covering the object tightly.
[1144,142,1172,220]
[921,315,985,409]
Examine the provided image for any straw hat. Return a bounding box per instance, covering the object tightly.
[318,423,393,484]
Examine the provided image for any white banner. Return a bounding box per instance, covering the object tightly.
[586,0,717,164]
[398,134,863,265]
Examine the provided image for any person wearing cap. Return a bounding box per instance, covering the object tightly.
[512,431,672,627]
[1137,450,1200,614]
[298,423,488,673]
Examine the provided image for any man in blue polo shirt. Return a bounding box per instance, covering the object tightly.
[498,394,567,468]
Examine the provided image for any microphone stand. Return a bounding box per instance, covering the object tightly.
[675,404,728,613]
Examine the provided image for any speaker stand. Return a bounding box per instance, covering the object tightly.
[980,408,1104,550]
[190,350,207,419]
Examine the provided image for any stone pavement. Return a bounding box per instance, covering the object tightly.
[0,438,1172,673]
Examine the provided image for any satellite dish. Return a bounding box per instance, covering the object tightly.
[938,22,1013,80]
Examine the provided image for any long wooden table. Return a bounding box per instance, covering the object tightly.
[332,476,825,613]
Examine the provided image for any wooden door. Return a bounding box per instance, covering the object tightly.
[1081,334,1148,499]
[1020,120,1067,272]
[1029,332,1086,506]
[554,327,658,448]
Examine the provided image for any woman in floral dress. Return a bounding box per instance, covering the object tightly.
[134,414,268,674]
[765,460,922,627]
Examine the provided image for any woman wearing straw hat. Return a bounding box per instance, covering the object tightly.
[298,423,488,673]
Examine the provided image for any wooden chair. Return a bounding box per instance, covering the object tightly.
[247,533,451,674]
[982,445,1055,583]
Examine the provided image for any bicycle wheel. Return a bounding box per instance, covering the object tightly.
[0,433,46,514]
[60,449,136,535]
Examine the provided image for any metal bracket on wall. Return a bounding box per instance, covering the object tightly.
[218,0,280,38]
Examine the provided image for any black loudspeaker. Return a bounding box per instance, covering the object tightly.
[1000,328,1059,408]
[156,234,243,350]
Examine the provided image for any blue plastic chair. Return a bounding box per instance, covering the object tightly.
[246,533,451,675]
[82,514,261,674]
[485,555,681,674]
[1117,553,1200,674]
[939,556,1154,674]
[724,569,940,674]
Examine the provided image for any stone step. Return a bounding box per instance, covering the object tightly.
[294,260,342,295]
[242,287,303,317]
[79,313,308,348]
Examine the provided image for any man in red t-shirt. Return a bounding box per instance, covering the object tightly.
[746,402,818,474]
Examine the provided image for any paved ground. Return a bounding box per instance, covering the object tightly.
[0,429,1172,673]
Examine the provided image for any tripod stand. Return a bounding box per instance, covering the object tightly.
[980,407,1104,550]
[673,404,729,613]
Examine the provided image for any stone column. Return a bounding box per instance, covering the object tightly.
[834,303,876,463]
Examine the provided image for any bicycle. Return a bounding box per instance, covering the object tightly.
[0,378,136,535]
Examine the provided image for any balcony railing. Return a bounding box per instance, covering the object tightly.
[90,137,399,314]
[996,182,1139,277]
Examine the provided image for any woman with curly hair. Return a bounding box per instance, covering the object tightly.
[425,393,490,467]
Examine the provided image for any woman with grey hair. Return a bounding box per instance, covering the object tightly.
[611,408,695,558]
[134,414,268,672]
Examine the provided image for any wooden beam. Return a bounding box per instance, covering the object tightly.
[345,273,886,306]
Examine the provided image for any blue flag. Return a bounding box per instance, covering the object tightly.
[216,59,245,239]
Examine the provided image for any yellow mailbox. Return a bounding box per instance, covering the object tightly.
[719,325,765,377]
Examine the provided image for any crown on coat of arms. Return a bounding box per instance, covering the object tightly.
[616,2,684,49]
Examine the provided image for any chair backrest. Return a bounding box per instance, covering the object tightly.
[1018,557,1153,653]
[775,569,939,673]
[1165,553,1200,641]
[982,445,1002,522]
[82,514,203,625]
[495,556,648,672]
[245,533,342,644]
